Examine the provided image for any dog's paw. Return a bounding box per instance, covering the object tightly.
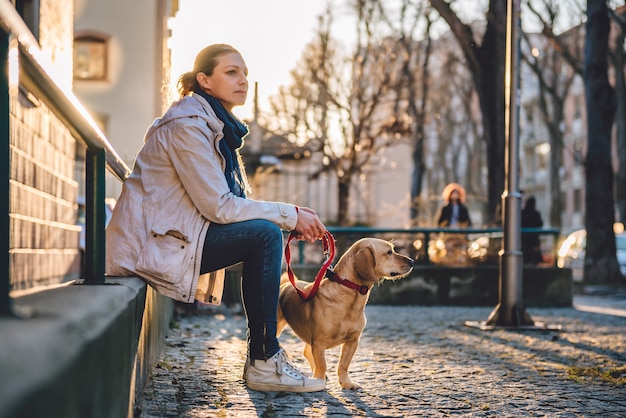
[339,377,362,390]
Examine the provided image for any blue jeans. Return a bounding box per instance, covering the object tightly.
[200,219,283,360]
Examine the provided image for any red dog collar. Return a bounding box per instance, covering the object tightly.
[325,269,370,295]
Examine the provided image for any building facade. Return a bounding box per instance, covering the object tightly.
[73,0,177,199]
[244,131,414,228]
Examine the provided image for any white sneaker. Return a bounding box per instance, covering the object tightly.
[244,348,325,393]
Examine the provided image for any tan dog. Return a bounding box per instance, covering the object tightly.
[277,238,414,390]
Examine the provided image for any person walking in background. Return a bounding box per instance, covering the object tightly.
[105,44,326,393]
[521,195,544,265]
[437,183,472,228]
[433,184,472,265]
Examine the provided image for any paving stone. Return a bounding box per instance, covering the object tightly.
[139,301,626,417]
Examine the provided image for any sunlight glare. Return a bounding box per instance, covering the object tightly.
[168,0,330,121]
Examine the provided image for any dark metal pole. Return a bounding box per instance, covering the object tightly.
[484,0,533,326]
[466,0,560,330]
[0,29,11,315]
[83,147,106,284]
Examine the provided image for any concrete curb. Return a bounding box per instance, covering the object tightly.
[0,277,173,418]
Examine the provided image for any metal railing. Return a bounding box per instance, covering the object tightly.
[291,226,561,267]
[1,1,130,315]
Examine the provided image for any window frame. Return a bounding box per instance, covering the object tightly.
[73,32,109,81]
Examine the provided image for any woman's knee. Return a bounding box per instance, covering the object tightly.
[250,219,283,243]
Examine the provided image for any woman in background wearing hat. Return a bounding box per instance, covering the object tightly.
[437,185,472,228]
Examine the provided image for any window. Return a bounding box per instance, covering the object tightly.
[73,34,108,81]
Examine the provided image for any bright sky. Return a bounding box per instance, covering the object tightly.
[168,0,334,121]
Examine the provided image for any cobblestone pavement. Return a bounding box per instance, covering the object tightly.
[139,296,626,417]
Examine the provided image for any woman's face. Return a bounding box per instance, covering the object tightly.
[197,52,248,112]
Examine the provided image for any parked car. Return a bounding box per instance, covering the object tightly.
[557,227,626,282]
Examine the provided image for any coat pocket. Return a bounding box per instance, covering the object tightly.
[135,227,192,286]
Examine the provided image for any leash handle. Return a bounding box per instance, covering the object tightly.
[284,230,336,300]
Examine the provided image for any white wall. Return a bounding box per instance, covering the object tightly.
[74,0,171,199]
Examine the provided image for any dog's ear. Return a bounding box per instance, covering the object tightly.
[354,245,377,282]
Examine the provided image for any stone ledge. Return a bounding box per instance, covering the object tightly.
[0,277,173,418]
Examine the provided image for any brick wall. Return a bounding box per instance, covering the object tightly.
[9,92,80,290]
[9,0,80,291]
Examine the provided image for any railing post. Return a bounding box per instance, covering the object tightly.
[83,147,106,284]
[423,232,431,265]
[298,240,305,265]
[552,230,559,267]
[0,29,11,315]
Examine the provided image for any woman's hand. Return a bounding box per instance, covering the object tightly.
[293,207,327,243]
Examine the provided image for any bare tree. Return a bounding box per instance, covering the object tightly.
[521,21,579,229]
[584,0,623,283]
[378,0,435,225]
[526,0,586,75]
[608,7,626,227]
[269,5,405,225]
[428,49,483,192]
[530,0,626,228]
[429,0,508,223]
[370,0,483,225]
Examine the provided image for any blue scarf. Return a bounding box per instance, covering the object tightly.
[194,89,248,198]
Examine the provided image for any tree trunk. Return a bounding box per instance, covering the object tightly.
[549,134,563,229]
[476,43,507,226]
[410,139,425,224]
[530,67,567,230]
[583,0,622,283]
[545,97,567,230]
[337,176,351,226]
[613,24,626,225]
[408,15,432,225]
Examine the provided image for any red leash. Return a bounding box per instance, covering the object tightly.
[284,230,336,300]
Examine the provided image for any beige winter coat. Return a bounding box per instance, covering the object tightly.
[105,94,298,304]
